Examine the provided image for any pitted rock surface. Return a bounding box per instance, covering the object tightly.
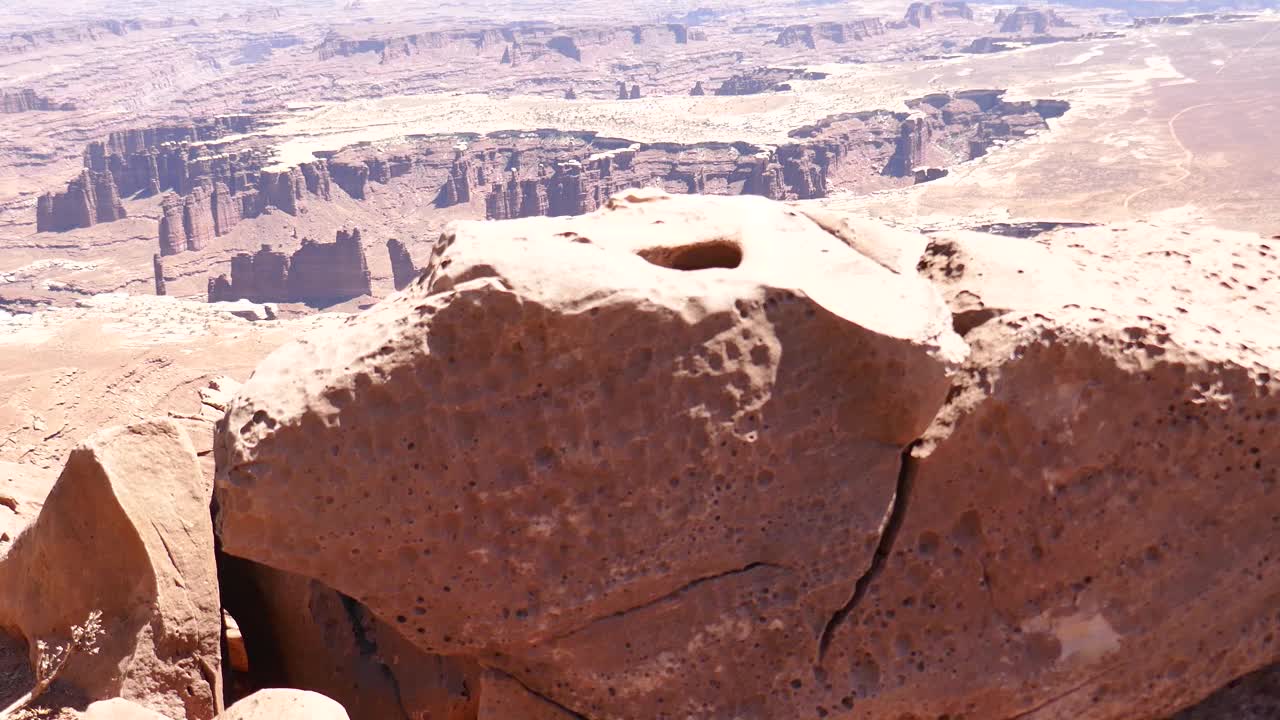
[215,193,1280,719]
[215,190,962,717]
[817,223,1280,719]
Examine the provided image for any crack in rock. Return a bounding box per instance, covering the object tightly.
[543,561,781,644]
[817,440,921,663]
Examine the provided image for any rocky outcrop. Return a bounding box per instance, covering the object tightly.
[775,19,886,48]
[208,229,373,306]
[214,190,963,720]
[35,170,126,232]
[208,245,290,304]
[1,89,75,112]
[713,68,826,96]
[287,229,371,304]
[153,254,166,296]
[690,81,706,95]
[386,239,417,291]
[901,1,974,27]
[843,222,1280,720]
[0,420,220,719]
[182,184,216,252]
[158,194,186,256]
[155,161,329,256]
[208,191,1280,719]
[157,185,215,255]
[248,160,334,214]
[211,182,241,235]
[884,115,931,175]
[995,6,1072,33]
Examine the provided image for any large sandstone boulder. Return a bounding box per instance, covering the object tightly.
[214,190,1280,719]
[818,223,1278,719]
[215,190,963,717]
[0,420,221,720]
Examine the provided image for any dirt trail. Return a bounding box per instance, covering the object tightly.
[1123,21,1280,216]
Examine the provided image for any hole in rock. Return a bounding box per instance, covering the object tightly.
[638,239,743,271]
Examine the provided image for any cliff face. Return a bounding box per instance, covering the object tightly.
[775,20,886,48]
[316,23,691,65]
[208,229,373,306]
[152,157,328,256]
[36,170,126,232]
[38,116,261,233]
[1,89,75,112]
[84,117,259,198]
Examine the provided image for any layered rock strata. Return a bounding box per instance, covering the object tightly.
[775,20,886,48]
[1,89,75,112]
[315,22,693,64]
[36,170,126,232]
[38,118,326,235]
[323,90,1067,220]
[153,254,166,296]
[40,90,1063,241]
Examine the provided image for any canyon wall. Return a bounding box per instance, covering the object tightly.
[39,91,1066,251]
[995,7,1072,33]
[775,20,887,48]
[38,116,263,233]
[155,158,335,247]
[901,1,975,27]
[1,89,75,112]
[323,90,1066,221]
[316,22,693,65]
[208,229,373,306]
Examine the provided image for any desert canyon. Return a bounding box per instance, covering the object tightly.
[1,0,1279,718]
